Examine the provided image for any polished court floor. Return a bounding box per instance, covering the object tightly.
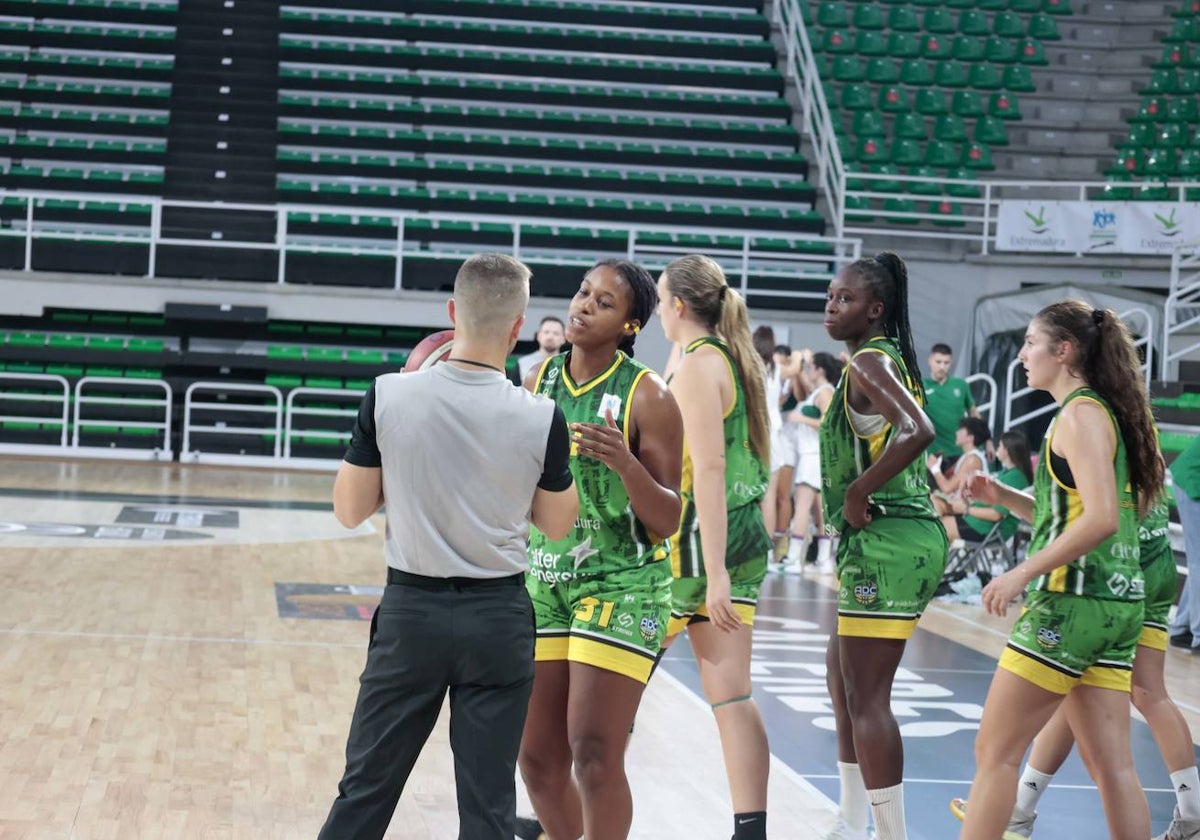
[0,459,1197,839]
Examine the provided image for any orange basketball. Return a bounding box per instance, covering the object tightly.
[402,330,455,372]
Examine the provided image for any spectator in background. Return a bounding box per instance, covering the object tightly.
[1169,433,1200,654]
[754,325,788,561]
[940,429,1033,545]
[518,315,566,380]
[923,343,979,465]
[772,343,799,556]
[928,416,991,517]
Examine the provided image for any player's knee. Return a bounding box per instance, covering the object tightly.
[569,731,624,788]
[519,747,569,792]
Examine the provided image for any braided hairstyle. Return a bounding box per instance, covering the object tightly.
[588,258,657,357]
[841,251,923,397]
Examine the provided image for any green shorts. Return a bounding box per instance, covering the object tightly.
[1000,590,1144,694]
[836,517,948,640]
[526,561,671,684]
[667,553,768,637]
[1139,546,1177,651]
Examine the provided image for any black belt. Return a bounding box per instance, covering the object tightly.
[386,567,525,589]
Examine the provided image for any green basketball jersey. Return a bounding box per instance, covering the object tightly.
[819,335,937,536]
[670,336,770,579]
[1138,493,1171,573]
[1028,387,1143,601]
[527,351,667,581]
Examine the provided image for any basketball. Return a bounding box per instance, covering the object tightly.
[403,329,455,372]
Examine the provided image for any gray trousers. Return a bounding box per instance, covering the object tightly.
[317,571,535,840]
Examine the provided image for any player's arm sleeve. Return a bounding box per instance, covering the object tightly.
[343,384,382,467]
[538,405,574,491]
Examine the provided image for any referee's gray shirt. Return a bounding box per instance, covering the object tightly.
[344,364,572,579]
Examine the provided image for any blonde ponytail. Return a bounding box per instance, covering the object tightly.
[718,288,770,466]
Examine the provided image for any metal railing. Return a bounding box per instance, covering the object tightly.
[965,372,997,434]
[73,376,172,460]
[1164,240,1200,380]
[181,382,284,466]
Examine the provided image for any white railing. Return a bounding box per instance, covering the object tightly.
[1164,240,1200,380]
[965,372,997,434]
[72,376,172,460]
[181,382,283,466]
[0,372,71,455]
[283,386,362,468]
[0,188,860,292]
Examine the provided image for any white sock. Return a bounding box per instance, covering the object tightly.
[868,782,907,840]
[1172,766,1200,820]
[786,533,807,564]
[816,536,832,565]
[1014,765,1054,816]
[837,760,869,832]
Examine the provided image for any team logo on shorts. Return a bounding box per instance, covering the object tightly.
[853,582,878,606]
[639,615,659,643]
[1035,626,1063,649]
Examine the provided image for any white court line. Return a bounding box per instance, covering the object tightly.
[654,667,839,811]
[799,774,1176,793]
[0,627,362,648]
[928,603,1200,716]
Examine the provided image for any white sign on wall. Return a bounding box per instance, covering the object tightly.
[995,201,1200,255]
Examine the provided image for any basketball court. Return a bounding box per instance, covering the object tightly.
[1,458,1197,839]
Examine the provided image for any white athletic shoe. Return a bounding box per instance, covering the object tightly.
[1154,806,1200,840]
[949,797,1036,839]
[823,816,873,840]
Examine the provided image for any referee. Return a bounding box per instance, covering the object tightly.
[317,253,578,840]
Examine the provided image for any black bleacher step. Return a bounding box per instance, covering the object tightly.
[0,113,167,139]
[0,56,174,85]
[1178,361,1200,384]
[0,0,176,25]
[3,88,168,111]
[0,140,163,168]
[402,0,768,35]
[277,46,782,93]
[160,207,276,243]
[0,30,174,55]
[282,73,789,122]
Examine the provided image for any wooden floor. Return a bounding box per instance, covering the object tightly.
[0,458,1197,840]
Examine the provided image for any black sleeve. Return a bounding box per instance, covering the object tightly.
[343,384,382,467]
[538,404,574,491]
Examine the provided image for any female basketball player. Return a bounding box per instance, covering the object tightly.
[951,488,1200,840]
[784,351,842,572]
[818,252,948,840]
[957,301,1163,840]
[655,254,772,840]
[518,259,683,840]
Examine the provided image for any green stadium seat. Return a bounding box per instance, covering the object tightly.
[952,90,985,117]
[1145,148,1178,177]
[268,345,305,360]
[1173,0,1197,14]
[905,165,942,195]
[832,56,865,82]
[1177,69,1200,94]
[266,374,303,389]
[853,4,886,29]
[855,31,889,56]
[1134,181,1172,201]
[900,60,935,86]
[49,334,86,349]
[866,58,900,84]
[1009,0,1042,11]
[984,36,1019,64]
[922,34,953,60]
[845,195,874,222]
[961,142,995,169]
[888,32,922,59]
[994,12,1024,38]
[817,2,848,27]
[853,111,886,138]
[866,164,904,192]
[1119,122,1156,149]
[929,200,966,226]
[822,29,854,54]
[888,6,921,32]
[1169,98,1200,122]
[1178,148,1200,178]
[935,114,969,142]
[127,338,164,353]
[1019,38,1049,65]
[1043,0,1072,13]
[1157,44,1192,70]
[842,83,874,110]
[890,139,924,167]
[935,60,970,87]
[989,92,1022,119]
[894,112,928,140]
[1133,97,1166,123]
[925,140,959,167]
[1110,148,1144,175]
[952,36,985,62]
[924,7,956,34]
[1028,13,1061,40]
[959,10,991,36]
[916,89,948,115]
[1004,65,1037,91]
[878,85,910,112]
[945,167,982,198]
[87,336,125,351]
[976,116,1010,145]
[1100,176,1135,200]
[1158,123,1188,148]
[883,197,918,224]
[856,137,890,165]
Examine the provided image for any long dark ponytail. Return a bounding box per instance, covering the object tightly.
[843,251,923,397]
[1035,300,1164,513]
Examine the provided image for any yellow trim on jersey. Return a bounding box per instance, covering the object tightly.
[666,600,756,637]
[1080,663,1133,692]
[622,368,651,449]
[1138,625,1168,652]
[567,635,656,683]
[535,636,570,662]
[998,646,1076,695]
[838,613,919,640]
[562,351,625,397]
[532,355,553,392]
[685,337,737,418]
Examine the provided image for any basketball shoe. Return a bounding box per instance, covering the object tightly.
[513,815,545,840]
[823,816,873,839]
[949,797,1036,839]
[1155,806,1200,840]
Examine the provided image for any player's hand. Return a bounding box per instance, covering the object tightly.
[843,481,873,529]
[963,471,998,505]
[571,408,634,473]
[704,568,742,633]
[950,495,968,515]
[980,567,1027,616]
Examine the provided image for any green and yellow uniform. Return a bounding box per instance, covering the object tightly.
[1000,388,1144,694]
[667,337,771,636]
[820,335,948,640]
[527,351,671,683]
[1138,494,1174,651]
